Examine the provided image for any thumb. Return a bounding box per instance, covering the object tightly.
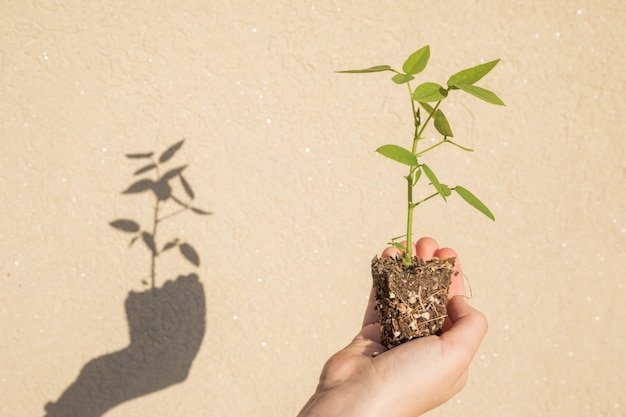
[440,296,488,363]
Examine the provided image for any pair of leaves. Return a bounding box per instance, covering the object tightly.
[423,173,495,222]
[417,178,495,222]
[429,180,495,222]
[336,46,431,85]
[367,147,494,220]
[142,233,200,265]
[372,146,446,198]
[446,60,505,106]
[412,60,504,105]
[123,165,187,201]
[110,219,201,265]
[123,178,170,201]
[143,233,200,266]
[390,45,431,84]
[420,170,495,221]
[121,174,211,215]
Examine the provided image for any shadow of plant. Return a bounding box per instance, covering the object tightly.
[111,138,212,288]
[43,140,210,417]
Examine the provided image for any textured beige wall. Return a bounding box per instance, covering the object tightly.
[1,1,625,416]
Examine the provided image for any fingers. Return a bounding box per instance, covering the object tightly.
[434,247,465,298]
[377,237,469,336]
[381,237,465,298]
[381,245,399,258]
[415,237,439,260]
[381,237,439,260]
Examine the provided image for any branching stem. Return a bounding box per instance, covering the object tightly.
[403,88,446,264]
[416,139,447,157]
[413,192,440,207]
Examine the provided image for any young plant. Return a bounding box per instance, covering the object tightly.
[110,139,212,288]
[338,45,504,264]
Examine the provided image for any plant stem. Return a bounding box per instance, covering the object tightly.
[405,174,415,263]
[404,82,420,264]
[417,100,442,138]
[403,91,445,264]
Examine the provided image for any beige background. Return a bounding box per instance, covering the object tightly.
[1,1,625,416]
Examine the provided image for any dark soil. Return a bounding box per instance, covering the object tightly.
[371,255,456,349]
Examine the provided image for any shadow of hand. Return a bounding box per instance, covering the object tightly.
[44,274,206,417]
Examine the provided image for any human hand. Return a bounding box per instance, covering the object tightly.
[297,237,488,417]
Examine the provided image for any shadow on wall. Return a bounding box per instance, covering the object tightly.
[44,274,205,417]
[44,140,212,417]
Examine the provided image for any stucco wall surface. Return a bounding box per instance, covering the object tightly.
[1,1,625,416]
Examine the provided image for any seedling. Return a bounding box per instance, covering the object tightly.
[110,139,212,288]
[338,45,504,264]
[339,46,504,347]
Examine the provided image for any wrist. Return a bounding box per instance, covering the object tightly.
[297,384,383,417]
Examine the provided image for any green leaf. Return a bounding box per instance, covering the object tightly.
[412,166,422,186]
[421,163,446,201]
[402,45,430,75]
[447,59,500,88]
[455,83,505,105]
[412,82,448,102]
[440,183,452,197]
[454,186,495,220]
[376,144,418,166]
[390,241,406,250]
[391,73,415,84]
[336,65,392,74]
[434,109,454,137]
[419,102,435,117]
